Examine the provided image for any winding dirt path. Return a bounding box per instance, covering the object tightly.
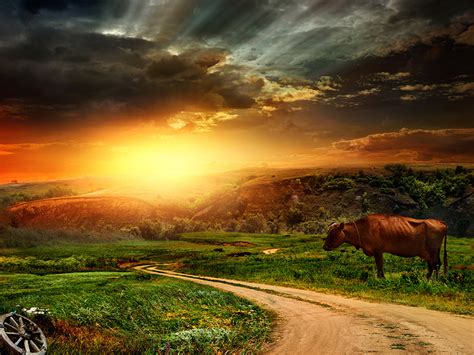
[136,266,474,354]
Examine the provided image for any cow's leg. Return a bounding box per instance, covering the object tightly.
[426,250,441,280]
[374,252,385,278]
[426,262,434,279]
[434,249,441,279]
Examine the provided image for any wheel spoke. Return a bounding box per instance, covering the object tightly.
[24,338,31,352]
[5,330,19,334]
[30,339,41,352]
[5,321,19,331]
[9,317,20,328]
[32,336,44,346]
[2,315,47,352]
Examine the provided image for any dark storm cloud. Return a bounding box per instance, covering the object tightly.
[19,0,128,18]
[0,25,259,124]
[20,0,100,14]
[312,34,474,119]
[0,0,473,132]
[389,0,474,25]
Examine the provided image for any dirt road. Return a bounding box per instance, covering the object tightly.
[136,266,473,354]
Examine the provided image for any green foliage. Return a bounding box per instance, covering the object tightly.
[0,272,272,354]
[0,226,140,248]
[381,165,472,209]
[44,186,75,199]
[239,213,267,233]
[3,232,471,314]
[286,208,304,227]
[174,233,473,315]
[297,219,327,234]
[384,163,411,178]
[399,176,446,209]
[322,176,354,191]
[123,218,209,241]
[0,186,76,208]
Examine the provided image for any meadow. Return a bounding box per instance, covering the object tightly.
[0,271,272,354]
[1,230,473,315]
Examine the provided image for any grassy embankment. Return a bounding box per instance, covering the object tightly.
[1,230,473,315]
[0,271,272,354]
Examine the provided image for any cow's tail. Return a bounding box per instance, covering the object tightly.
[443,231,448,276]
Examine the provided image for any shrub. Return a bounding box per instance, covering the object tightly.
[239,214,267,233]
[266,220,281,234]
[298,220,327,234]
[322,177,354,191]
[286,208,304,227]
[400,176,446,209]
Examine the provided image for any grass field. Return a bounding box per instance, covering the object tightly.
[1,231,473,315]
[0,271,272,354]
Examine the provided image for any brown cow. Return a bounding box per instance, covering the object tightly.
[323,214,447,279]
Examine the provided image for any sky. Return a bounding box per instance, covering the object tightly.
[0,0,473,183]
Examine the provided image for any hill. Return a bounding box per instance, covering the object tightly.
[7,196,158,230]
[190,165,474,236]
[1,165,473,237]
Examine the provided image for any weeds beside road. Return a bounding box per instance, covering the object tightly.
[0,271,272,354]
[1,231,472,314]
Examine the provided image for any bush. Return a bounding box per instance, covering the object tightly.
[239,214,267,233]
[286,208,304,227]
[298,220,327,234]
[266,220,281,234]
[400,176,446,209]
[322,177,354,191]
[0,186,76,208]
[44,186,75,199]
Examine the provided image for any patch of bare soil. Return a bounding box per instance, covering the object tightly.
[137,266,474,354]
[263,248,279,254]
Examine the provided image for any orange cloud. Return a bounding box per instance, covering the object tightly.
[259,79,322,103]
[332,128,474,163]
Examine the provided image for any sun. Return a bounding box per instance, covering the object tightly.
[105,140,216,184]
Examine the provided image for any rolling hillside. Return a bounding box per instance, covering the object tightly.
[7,196,158,230]
[1,166,473,236]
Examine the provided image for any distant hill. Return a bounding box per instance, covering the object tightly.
[7,196,158,230]
[2,166,473,236]
[190,166,474,236]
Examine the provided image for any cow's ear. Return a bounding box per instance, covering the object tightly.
[339,222,345,230]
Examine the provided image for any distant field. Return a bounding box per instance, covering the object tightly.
[0,179,108,208]
[0,272,272,354]
[1,232,473,314]
[7,196,158,230]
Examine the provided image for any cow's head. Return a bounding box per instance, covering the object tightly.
[323,222,345,251]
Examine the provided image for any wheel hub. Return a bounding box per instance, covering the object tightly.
[18,326,32,340]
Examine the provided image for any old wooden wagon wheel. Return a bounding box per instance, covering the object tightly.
[0,313,47,354]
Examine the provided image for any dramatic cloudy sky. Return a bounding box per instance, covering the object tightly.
[0,0,473,182]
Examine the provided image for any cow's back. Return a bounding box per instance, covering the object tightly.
[365,215,435,257]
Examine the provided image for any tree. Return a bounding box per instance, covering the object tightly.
[239,214,267,233]
[286,208,304,227]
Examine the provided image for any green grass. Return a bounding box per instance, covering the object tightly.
[1,231,473,315]
[176,233,474,314]
[0,226,144,248]
[0,271,273,354]
[0,179,106,208]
